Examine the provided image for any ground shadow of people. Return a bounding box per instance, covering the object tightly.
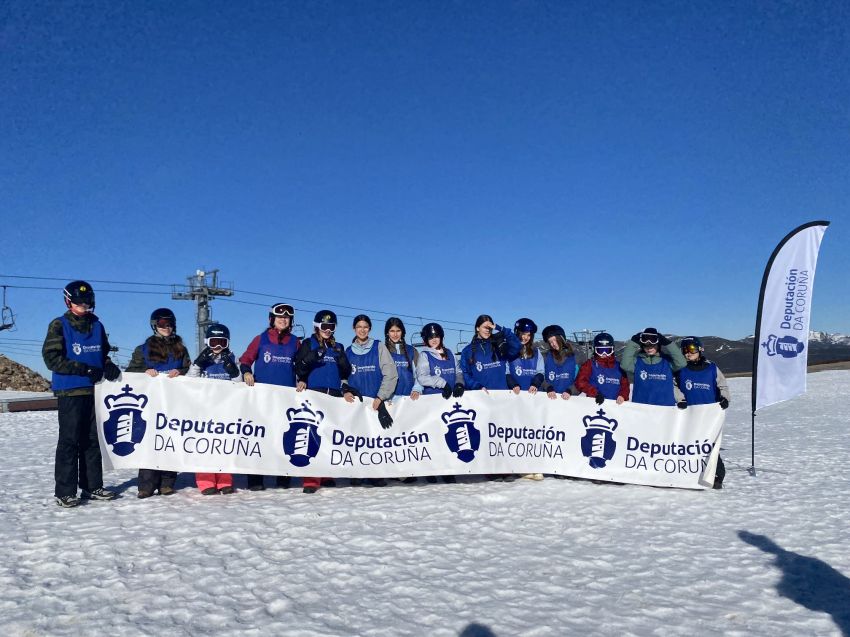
[458,622,497,637]
[739,530,850,636]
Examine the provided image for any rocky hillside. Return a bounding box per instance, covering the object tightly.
[0,355,51,392]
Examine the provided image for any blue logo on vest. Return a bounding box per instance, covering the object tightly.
[351,364,357,374]
[475,361,483,372]
[596,373,606,385]
[685,379,693,391]
[102,384,148,456]
[762,334,805,358]
[283,401,323,467]
[263,351,271,363]
[72,342,82,355]
[580,409,618,469]
[441,403,481,463]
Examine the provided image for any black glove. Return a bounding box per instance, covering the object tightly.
[677,400,688,410]
[595,393,605,405]
[631,333,642,345]
[223,355,240,379]
[377,401,393,429]
[659,334,672,346]
[453,383,464,398]
[85,365,103,384]
[719,397,729,410]
[441,384,453,399]
[103,361,121,381]
[342,383,363,402]
[194,347,215,369]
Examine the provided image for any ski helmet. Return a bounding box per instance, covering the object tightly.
[205,323,230,349]
[150,308,176,333]
[681,336,704,355]
[63,280,95,310]
[542,325,566,341]
[593,332,615,357]
[421,322,444,344]
[313,310,337,331]
[269,302,294,326]
[514,318,538,337]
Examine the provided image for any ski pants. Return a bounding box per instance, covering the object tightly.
[55,394,104,498]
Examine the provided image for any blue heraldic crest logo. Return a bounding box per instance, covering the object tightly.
[762,334,805,358]
[580,409,618,469]
[283,401,323,467]
[103,384,148,457]
[441,402,480,463]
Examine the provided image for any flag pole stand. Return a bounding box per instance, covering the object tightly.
[748,410,757,476]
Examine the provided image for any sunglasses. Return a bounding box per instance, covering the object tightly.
[682,343,700,354]
[155,318,175,329]
[208,337,229,349]
[319,323,336,332]
[595,346,614,356]
[271,304,294,317]
[639,333,660,345]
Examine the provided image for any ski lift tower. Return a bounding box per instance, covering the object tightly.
[172,269,234,355]
[572,329,606,361]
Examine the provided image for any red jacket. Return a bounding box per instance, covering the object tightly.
[239,328,300,371]
[574,355,630,400]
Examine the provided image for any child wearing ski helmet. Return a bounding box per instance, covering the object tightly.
[188,323,240,495]
[507,318,545,394]
[675,336,729,489]
[126,308,191,498]
[294,309,355,493]
[42,280,120,507]
[384,317,423,400]
[460,315,521,391]
[540,325,578,400]
[620,327,686,406]
[238,302,301,490]
[575,332,630,405]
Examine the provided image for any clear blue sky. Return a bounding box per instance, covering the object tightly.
[2,1,848,374]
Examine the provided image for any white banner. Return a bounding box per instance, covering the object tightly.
[755,221,829,410]
[96,373,725,489]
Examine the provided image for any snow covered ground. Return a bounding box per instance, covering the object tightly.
[1,372,848,637]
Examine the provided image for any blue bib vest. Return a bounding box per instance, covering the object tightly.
[510,351,540,391]
[466,340,508,390]
[590,360,623,400]
[142,342,181,373]
[253,331,297,387]
[202,352,237,381]
[306,336,341,390]
[545,352,577,393]
[632,357,676,406]
[51,316,104,392]
[346,340,383,399]
[388,343,416,397]
[423,350,458,395]
[678,364,718,405]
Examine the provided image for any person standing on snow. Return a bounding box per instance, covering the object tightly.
[540,325,579,401]
[620,327,686,406]
[43,281,120,508]
[460,315,521,392]
[507,318,546,395]
[384,317,423,401]
[575,332,630,405]
[126,307,191,498]
[238,302,300,490]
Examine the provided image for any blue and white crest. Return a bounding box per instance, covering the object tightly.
[102,384,148,456]
[351,364,358,374]
[580,409,618,469]
[762,334,805,358]
[282,401,323,467]
[514,365,523,376]
[596,373,605,385]
[441,402,480,463]
[639,370,648,381]
[549,371,556,381]
[263,350,271,364]
[72,342,82,355]
[434,367,442,376]
[685,379,693,391]
[475,361,483,372]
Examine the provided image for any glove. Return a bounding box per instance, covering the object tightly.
[103,361,121,381]
[595,394,605,405]
[223,356,240,379]
[342,383,363,402]
[441,384,453,399]
[719,397,729,410]
[194,347,215,369]
[677,400,688,410]
[452,383,464,398]
[631,333,642,345]
[85,366,103,384]
[377,401,393,429]
[659,334,672,346]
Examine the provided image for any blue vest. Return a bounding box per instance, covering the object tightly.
[510,351,540,391]
[632,357,676,406]
[51,316,104,392]
[346,340,383,399]
[306,336,341,390]
[678,364,718,405]
[388,343,416,397]
[253,331,298,387]
[463,340,509,390]
[545,352,576,393]
[201,352,237,381]
[142,342,181,373]
[423,350,458,395]
[590,360,623,400]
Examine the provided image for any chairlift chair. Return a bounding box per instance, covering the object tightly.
[0,287,15,331]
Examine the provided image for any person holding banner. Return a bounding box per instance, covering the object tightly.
[507,318,545,395]
[676,336,729,489]
[620,327,686,406]
[294,310,356,493]
[126,308,191,498]
[575,332,629,404]
[460,315,521,391]
[239,302,301,491]
[540,325,578,400]
[187,322,240,495]
[384,317,423,401]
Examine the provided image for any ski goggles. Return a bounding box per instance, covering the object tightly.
[207,337,229,349]
[594,345,614,356]
[682,343,700,354]
[639,333,660,345]
[317,322,336,332]
[271,303,294,317]
[155,318,175,329]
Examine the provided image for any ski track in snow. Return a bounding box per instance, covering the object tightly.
[1,373,849,636]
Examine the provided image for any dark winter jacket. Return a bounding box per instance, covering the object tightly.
[42,311,114,397]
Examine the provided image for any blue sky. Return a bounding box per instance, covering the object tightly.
[2,1,848,374]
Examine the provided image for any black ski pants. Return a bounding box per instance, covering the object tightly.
[55,394,104,498]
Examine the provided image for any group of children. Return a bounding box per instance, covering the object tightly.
[43,280,730,507]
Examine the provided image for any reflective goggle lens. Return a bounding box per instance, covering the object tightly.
[208,337,229,349]
[640,333,660,345]
[682,343,700,354]
[156,318,174,329]
[272,304,294,317]
[595,346,614,356]
[320,322,335,332]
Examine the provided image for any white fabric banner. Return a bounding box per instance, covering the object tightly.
[755,222,829,410]
[96,373,725,489]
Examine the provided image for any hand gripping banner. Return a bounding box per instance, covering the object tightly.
[96,373,725,489]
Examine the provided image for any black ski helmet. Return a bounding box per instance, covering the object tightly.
[514,317,538,337]
[313,310,338,330]
[205,323,230,349]
[542,325,566,341]
[681,336,704,354]
[593,332,615,355]
[150,308,176,333]
[421,322,444,344]
[63,280,95,309]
